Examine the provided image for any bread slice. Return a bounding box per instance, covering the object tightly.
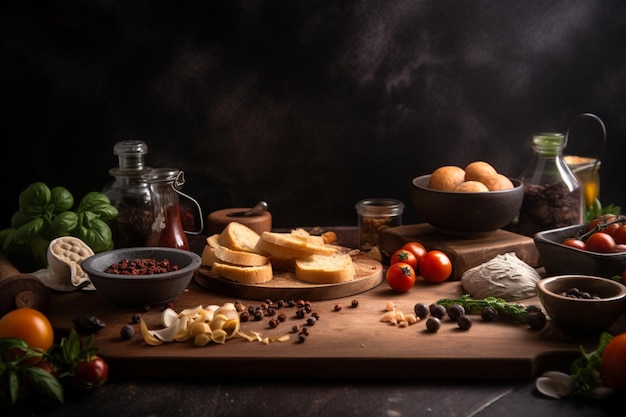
[219,222,262,253]
[206,234,221,249]
[211,261,273,284]
[255,237,315,259]
[295,253,355,284]
[201,245,219,267]
[259,231,338,256]
[214,245,269,267]
[290,228,325,245]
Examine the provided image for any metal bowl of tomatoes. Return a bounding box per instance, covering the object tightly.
[534,216,626,279]
[410,174,524,236]
[82,247,202,307]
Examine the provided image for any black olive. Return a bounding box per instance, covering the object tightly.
[425,317,441,333]
[527,311,547,331]
[457,315,472,331]
[480,306,498,322]
[413,303,430,319]
[447,304,465,321]
[73,314,106,334]
[120,325,134,340]
[430,304,447,319]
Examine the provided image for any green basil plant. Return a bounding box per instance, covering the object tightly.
[0,182,118,272]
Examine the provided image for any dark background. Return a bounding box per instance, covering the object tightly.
[2,0,625,230]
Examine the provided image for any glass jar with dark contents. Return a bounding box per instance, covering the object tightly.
[102,140,154,248]
[517,133,583,237]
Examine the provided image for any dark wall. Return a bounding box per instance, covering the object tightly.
[2,1,625,229]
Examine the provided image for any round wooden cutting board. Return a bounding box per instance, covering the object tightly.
[194,253,383,301]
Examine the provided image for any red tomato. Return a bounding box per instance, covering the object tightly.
[562,238,587,250]
[613,225,626,245]
[385,262,416,292]
[0,308,54,351]
[602,333,626,392]
[419,250,452,283]
[585,232,616,253]
[588,214,617,232]
[402,242,427,263]
[73,356,109,390]
[390,249,418,271]
[612,244,626,253]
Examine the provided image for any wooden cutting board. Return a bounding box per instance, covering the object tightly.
[45,277,622,381]
[380,224,541,280]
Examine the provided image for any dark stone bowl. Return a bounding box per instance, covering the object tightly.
[537,275,626,333]
[410,175,524,236]
[534,224,626,278]
[81,247,201,306]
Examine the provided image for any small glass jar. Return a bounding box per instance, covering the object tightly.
[102,140,154,248]
[145,168,204,250]
[356,198,404,251]
[517,133,583,237]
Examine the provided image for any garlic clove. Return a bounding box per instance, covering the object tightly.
[535,371,575,399]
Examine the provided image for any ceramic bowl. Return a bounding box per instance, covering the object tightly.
[536,275,626,333]
[410,174,524,236]
[534,224,626,278]
[82,247,201,306]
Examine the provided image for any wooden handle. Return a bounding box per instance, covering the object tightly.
[0,252,51,317]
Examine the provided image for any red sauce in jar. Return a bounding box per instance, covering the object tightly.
[146,204,190,250]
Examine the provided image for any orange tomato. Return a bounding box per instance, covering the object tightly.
[602,333,626,392]
[0,307,54,351]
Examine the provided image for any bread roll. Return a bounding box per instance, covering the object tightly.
[429,166,466,191]
[481,173,514,191]
[464,161,497,182]
[454,181,489,192]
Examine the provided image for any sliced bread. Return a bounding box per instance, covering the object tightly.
[259,231,338,256]
[295,253,356,284]
[211,261,273,284]
[219,222,263,253]
[214,245,269,267]
[201,245,219,267]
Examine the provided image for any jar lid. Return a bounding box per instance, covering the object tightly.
[355,198,405,216]
[109,140,151,177]
[145,168,183,185]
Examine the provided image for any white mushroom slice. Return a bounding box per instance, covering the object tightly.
[161,308,180,328]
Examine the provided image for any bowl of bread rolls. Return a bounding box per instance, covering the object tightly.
[411,161,524,236]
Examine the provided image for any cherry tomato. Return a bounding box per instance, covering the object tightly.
[612,225,626,245]
[587,214,617,232]
[73,355,109,390]
[601,333,626,392]
[402,242,427,263]
[390,249,418,271]
[385,262,415,292]
[562,238,587,250]
[419,250,452,283]
[585,232,615,253]
[0,308,54,351]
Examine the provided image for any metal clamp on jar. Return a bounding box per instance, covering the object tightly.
[145,168,204,251]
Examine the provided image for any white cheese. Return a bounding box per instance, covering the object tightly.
[461,252,541,301]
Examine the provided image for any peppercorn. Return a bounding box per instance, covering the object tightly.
[296,309,306,319]
[306,317,317,326]
[457,315,472,331]
[333,304,342,311]
[268,318,279,328]
[265,308,276,316]
[311,312,320,320]
[254,311,264,321]
[120,325,134,340]
[277,313,287,322]
[239,312,250,322]
[350,300,359,308]
[131,313,141,324]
